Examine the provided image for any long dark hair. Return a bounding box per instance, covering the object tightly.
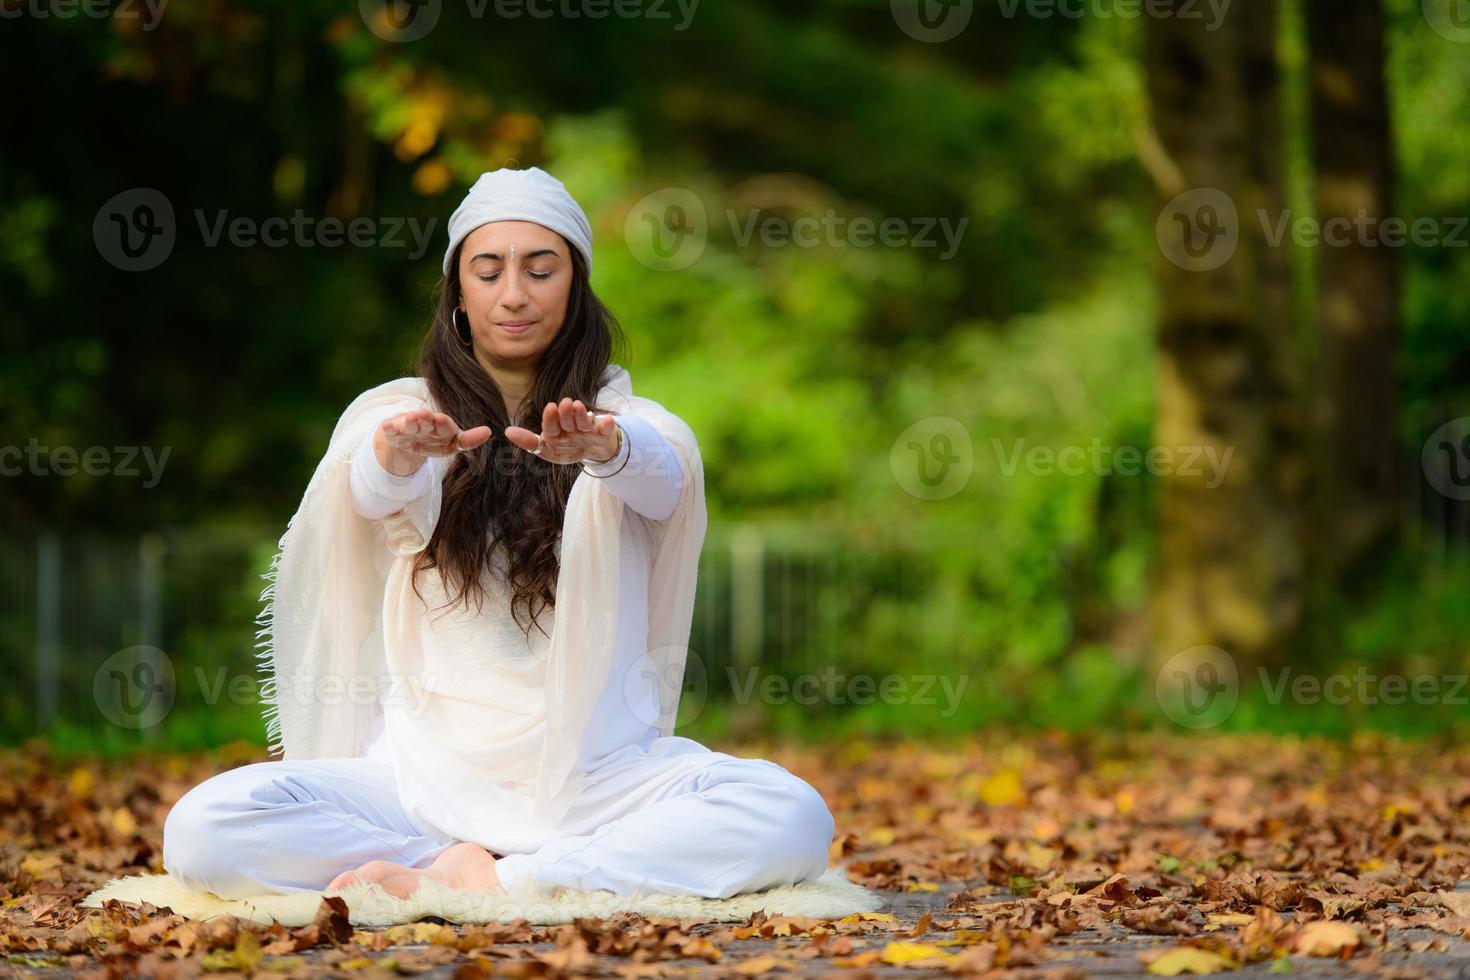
[411,240,628,639]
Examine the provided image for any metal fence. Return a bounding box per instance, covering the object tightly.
[0,522,974,744]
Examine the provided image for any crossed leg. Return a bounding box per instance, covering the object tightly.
[165,753,834,901]
[162,756,456,899]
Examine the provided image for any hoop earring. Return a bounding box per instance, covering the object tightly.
[452,308,473,347]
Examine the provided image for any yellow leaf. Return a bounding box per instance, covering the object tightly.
[1204,912,1255,931]
[881,941,958,964]
[838,912,897,924]
[733,954,784,974]
[1146,948,1235,975]
[412,160,453,196]
[1115,788,1136,814]
[67,767,94,798]
[978,768,1025,807]
[833,951,883,968]
[1025,843,1060,869]
[112,807,138,837]
[21,852,63,881]
[865,826,896,847]
[201,931,263,973]
[1292,920,1360,957]
[906,882,939,892]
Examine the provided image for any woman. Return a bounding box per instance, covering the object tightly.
[161,167,834,900]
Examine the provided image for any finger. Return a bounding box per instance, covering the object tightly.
[542,402,562,438]
[504,425,543,453]
[456,425,492,451]
[557,397,577,433]
[573,400,595,432]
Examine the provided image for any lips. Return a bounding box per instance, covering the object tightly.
[498,320,535,334]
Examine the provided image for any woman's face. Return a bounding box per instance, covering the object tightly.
[456,220,572,367]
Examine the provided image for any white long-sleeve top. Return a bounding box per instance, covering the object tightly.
[346,414,696,851]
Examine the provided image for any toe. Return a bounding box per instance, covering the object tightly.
[379,873,424,899]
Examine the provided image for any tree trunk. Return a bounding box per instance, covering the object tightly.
[1145,1,1303,670]
[1304,0,1400,575]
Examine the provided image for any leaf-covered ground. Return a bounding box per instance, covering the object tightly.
[3,731,1470,978]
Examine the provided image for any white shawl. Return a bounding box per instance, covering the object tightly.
[253,365,707,823]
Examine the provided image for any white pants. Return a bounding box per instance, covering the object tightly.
[162,752,834,900]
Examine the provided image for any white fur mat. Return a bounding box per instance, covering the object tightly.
[82,866,885,928]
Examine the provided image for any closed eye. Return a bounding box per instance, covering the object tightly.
[478,272,552,282]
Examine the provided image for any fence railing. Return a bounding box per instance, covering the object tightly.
[0,522,975,744]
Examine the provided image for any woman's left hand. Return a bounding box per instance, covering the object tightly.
[505,397,620,465]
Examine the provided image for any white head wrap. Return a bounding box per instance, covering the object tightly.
[441,166,594,277]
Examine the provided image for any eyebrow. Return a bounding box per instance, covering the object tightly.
[469,248,560,262]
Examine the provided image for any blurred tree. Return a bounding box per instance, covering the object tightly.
[1145,0,1303,668]
[1305,0,1400,576]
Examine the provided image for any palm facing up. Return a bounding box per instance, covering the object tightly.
[505,397,619,465]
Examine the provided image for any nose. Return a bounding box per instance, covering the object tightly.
[498,271,529,310]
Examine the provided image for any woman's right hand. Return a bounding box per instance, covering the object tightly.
[374,408,491,476]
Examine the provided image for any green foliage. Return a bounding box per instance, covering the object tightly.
[1,0,1467,750]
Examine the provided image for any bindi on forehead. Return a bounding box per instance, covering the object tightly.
[468,244,562,263]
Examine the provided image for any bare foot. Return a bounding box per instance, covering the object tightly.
[329,843,504,899]
[327,860,405,892]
